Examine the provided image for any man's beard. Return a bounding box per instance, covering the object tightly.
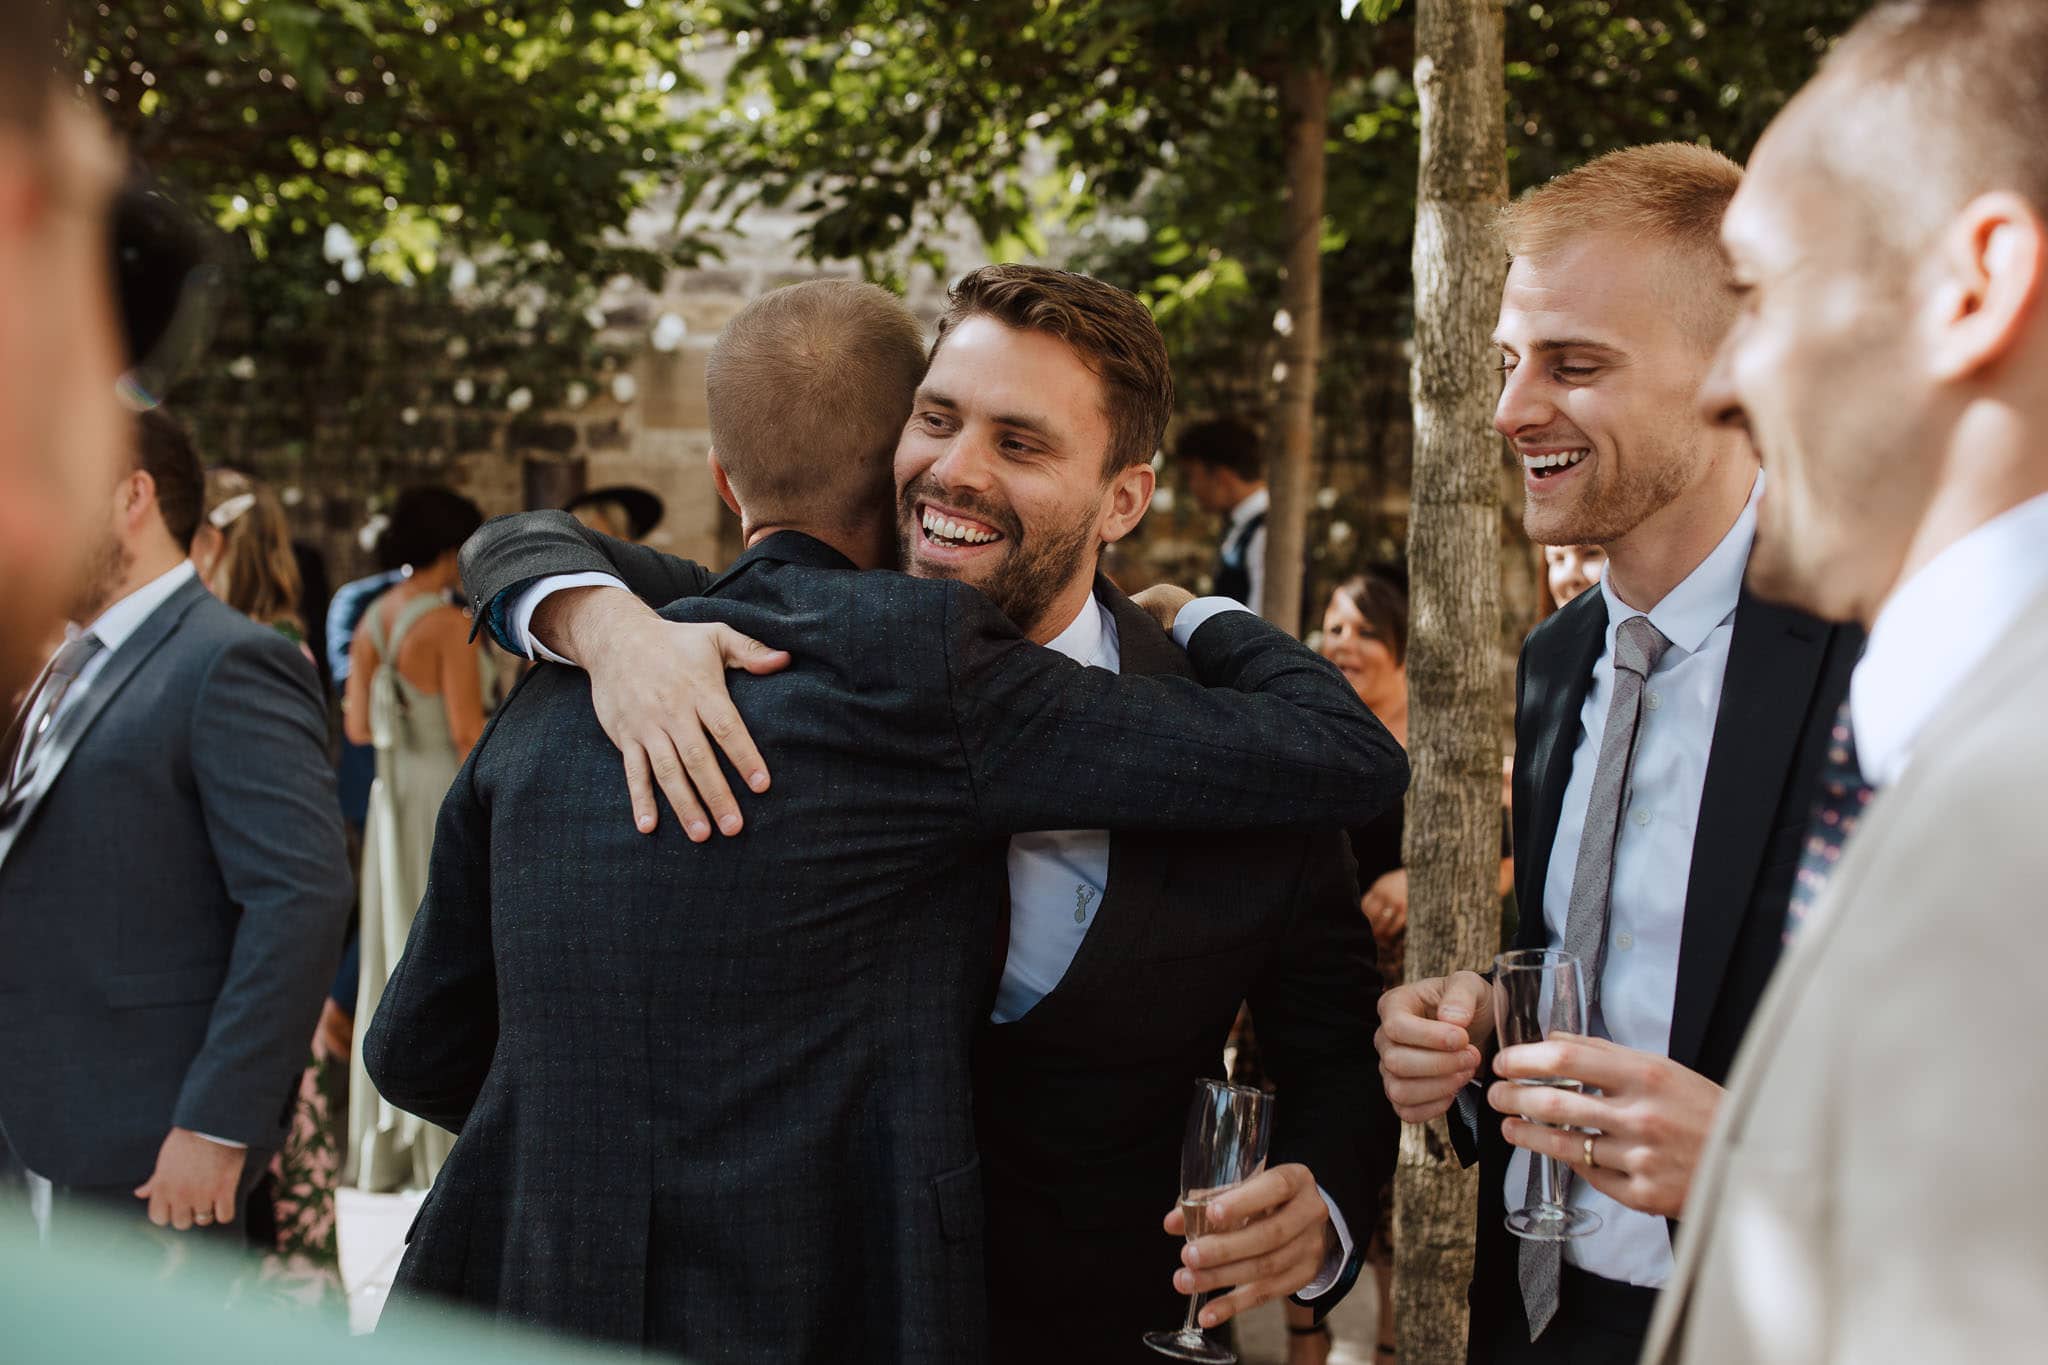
[66,526,131,624]
[1524,434,1695,548]
[897,474,1101,638]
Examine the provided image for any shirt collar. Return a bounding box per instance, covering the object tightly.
[1852,488,2048,788]
[1227,485,1270,532]
[80,560,197,654]
[1601,470,1762,658]
[1042,593,1121,672]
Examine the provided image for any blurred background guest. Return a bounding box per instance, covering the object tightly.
[565,483,664,544]
[1314,565,1515,1364]
[1178,417,1270,616]
[342,486,486,1193]
[1543,542,1607,612]
[190,461,346,1306]
[194,469,311,662]
[0,407,350,1288]
[0,8,128,701]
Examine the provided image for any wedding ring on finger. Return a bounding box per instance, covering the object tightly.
[193,1213,213,1226]
[1583,1135,1599,1170]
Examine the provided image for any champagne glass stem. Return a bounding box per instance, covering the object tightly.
[1540,1151,1567,1208]
[1176,1288,1202,1341]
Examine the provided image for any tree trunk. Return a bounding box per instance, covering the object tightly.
[1399,2,1508,1363]
[1263,63,1327,637]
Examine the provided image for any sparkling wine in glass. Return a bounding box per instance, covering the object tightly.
[1143,1079,1273,1363]
[1493,947,1601,1241]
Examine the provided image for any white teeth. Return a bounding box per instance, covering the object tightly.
[922,509,999,545]
[1522,448,1590,471]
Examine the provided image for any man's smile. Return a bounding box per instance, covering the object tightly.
[914,499,1010,559]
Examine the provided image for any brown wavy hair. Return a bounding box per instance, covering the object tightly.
[201,468,303,633]
[932,264,1174,476]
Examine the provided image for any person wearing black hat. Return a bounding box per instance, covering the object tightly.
[566,485,665,543]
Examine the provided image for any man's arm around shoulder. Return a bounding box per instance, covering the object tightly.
[459,509,713,652]
[945,587,1409,836]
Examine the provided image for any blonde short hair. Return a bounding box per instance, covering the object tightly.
[1499,142,1745,344]
[705,279,928,530]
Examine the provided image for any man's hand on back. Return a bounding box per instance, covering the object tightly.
[532,585,791,839]
[1131,583,1196,633]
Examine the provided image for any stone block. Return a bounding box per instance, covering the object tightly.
[506,418,580,454]
[638,348,709,431]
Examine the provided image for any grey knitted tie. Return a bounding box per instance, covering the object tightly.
[2,632,105,808]
[1519,613,1670,1339]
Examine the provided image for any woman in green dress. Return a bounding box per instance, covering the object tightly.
[341,487,487,1195]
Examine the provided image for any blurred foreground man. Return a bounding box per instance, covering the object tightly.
[0,411,350,1287]
[0,7,129,700]
[1647,2,2048,1359]
[1373,144,1860,1364]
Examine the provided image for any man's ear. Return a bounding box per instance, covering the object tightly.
[708,448,741,520]
[1097,460,1157,548]
[120,469,157,536]
[1926,193,2047,382]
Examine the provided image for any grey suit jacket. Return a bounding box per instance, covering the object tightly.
[0,575,353,1185]
[1643,583,2048,1364]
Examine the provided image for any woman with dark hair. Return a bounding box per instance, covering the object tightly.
[341,485,486,1192]
[1300,565,1513,1363]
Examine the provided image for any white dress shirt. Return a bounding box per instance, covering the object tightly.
[1223,486,1270,617]
[506,574,1353,1291]
[1851,489,2048,792]
[1515,473,1762,1288]
[40,560,198,736]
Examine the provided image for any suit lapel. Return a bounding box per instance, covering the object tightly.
[0,578,206,871]
[1666,591,1829,1071]
[1515,589,1607,947]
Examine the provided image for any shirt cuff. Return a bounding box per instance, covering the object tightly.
[192,1132,247,1150]
[1169,596,1253,649]
[507,571,629,664]
[1294,1184,1355,1300]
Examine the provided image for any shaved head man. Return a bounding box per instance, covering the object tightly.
[1646,3,2048,1361]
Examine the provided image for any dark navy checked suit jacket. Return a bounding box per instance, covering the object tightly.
[367,522,1406,1364]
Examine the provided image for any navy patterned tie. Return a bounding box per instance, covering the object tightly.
[1786,701,1874,941]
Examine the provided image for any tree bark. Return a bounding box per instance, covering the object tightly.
[1399,2,1508,1363]
[1263,63,1327,637]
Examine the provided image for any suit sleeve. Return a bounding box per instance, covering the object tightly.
[944,590,1409,836]
[361,740,499,1134]
[1247,831,1393,1319]
[458,509,714,649]
[176,633,353,1146]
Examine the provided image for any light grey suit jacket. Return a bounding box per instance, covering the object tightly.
[0,575,352,1186]
[1643,584,2048,1363]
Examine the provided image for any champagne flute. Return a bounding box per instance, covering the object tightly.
[1493,947,1602,1241]
[1143,1078,1273,1363]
